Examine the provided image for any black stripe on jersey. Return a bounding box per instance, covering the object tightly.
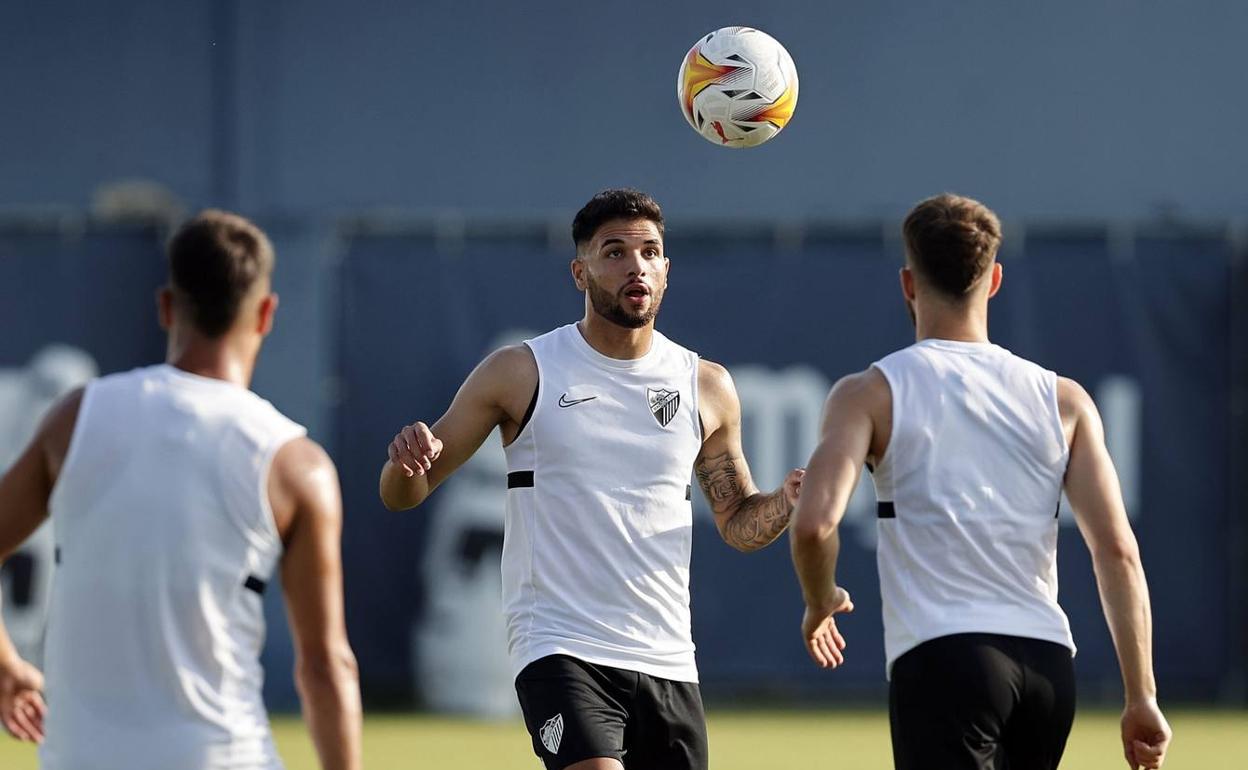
[508,470,535,489]
[244,575,268,595]
[878,501,897,519]
[54,546,61,564]
[685,484,692,501]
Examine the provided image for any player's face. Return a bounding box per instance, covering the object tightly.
[579,218,668,329]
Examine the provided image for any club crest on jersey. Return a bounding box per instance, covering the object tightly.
[540,713,564,754]
[647,387,680,427]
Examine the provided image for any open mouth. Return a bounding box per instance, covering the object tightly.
[622,283,651,302]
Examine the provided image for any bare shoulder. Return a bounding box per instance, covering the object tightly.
[43,385,85,432]
[483,343,536,373]
[697,358,739,434]
[274,435,337,477]
[1056,376,1099,443]
[697,358,736,404]
[270,436,342,534]
[1056,375,1095,416]
[828,367,890,410]
[474,344,538,391]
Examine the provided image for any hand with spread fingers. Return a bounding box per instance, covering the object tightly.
[801,586,854,670]
[0,653,46,743]
[387,421,444,478]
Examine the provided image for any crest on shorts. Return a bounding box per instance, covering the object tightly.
[647,387,680,427]
[540,713,564,754]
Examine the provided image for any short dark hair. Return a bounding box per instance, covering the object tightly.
[572,189,664,250]
[902,193,1002,299]
[167,209,274,337]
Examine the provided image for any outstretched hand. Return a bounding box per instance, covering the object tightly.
[1121,700,1171,769]
[0,654,45,743]
[801,587,854,669]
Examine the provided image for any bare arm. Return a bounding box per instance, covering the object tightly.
[789,370,887,668]
[272,438,362,770]
[379,345,536,511]
[1060,378,1170,769]
[694,360,802,553]
[0,389,80,742]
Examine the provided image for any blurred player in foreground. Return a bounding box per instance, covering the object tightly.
[0,211,362,770]
[790,194,1170,770]
[380,189,802,770]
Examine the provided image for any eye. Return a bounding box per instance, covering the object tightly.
[644,248,660,258]
[606,249,622,258]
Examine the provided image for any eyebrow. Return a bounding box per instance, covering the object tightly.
[601,238,662,247]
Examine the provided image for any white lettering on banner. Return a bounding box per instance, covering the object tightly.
[721,365,1144,546]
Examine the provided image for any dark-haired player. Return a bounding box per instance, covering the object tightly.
[380,189,803,770]
[0,210,361,770]
[790,194,1171,770]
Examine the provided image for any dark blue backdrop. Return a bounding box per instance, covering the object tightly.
[0,223,1240,706]
[335,225,1237,703]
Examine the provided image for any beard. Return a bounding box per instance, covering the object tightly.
[586,273,664,329]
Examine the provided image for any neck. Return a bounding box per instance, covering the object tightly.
[913,300,990,344]
[577,312,654,360]
[165,329,257,388]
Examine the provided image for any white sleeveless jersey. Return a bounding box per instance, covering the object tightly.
[503,324,703,683]
[40,364,305,770]
[871,339,1075,676]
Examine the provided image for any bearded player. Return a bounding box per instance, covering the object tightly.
[380,188,805,770]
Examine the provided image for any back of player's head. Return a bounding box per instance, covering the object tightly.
[902,194,1002,300]
[167,210,274,338]
[572,189,665,252]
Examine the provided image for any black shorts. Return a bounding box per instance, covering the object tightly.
[889,633,1076,770]
[515,654,708,770]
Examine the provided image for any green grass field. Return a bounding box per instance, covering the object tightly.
[2,708,1244,768]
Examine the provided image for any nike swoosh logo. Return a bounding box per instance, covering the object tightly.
[558,394,597,408]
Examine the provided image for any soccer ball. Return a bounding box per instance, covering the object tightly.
[677,26,799,148]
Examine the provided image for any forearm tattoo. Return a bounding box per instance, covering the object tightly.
[694,452,792,551]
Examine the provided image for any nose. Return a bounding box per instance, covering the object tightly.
[625,250,648,276]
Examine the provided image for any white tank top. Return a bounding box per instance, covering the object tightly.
[503,324,702,683]
[871,339,1075,676]
[40,364,304,770]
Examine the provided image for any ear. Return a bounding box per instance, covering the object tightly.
[571,256,587,291]
[663,255,671,287]
[257,293,279,336]
[156,287,174,331]
[899,267,917,303]
[986,262,1003,299]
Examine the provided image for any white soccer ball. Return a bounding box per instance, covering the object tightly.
[677,26,799,148]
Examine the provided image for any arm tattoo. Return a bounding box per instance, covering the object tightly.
[694,452,792,552]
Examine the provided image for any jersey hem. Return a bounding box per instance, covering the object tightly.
[512,642,699,685]
[886,622,1075,679]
